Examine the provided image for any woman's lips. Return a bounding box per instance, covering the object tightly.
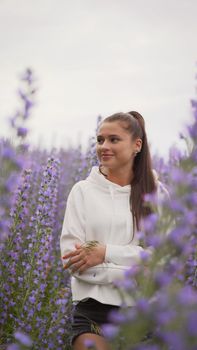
[101,154,113,159]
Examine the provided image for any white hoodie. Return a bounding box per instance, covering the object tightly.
[60,166,168,306]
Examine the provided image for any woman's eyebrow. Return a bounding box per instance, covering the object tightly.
[97,134,120,137]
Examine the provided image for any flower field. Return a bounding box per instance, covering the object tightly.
[0,69,196,350]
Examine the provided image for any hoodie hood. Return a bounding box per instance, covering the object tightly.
[86,166,131,194]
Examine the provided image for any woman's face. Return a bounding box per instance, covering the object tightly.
[96,121,142,172]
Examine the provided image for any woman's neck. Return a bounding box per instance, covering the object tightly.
[100,165,133,186]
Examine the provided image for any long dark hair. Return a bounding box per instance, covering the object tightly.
[102,111,157,230]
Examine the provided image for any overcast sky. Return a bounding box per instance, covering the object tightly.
[0,0,197,158]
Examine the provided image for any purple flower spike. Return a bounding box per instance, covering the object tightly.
[187,311,197,336]
[140,250,151,262]
[136,298,150,313]
[17,127,28,138]
[178,286,197,305]
[142,213,158,232]
[102,324,119,339]
[84,338,95,348]
[14,330,33,347]
[7,344,20,350]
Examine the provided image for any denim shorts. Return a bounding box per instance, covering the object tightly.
[71,298,119,344]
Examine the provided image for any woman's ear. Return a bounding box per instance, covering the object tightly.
[135,138,142,152]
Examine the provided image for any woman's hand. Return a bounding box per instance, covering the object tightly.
[62,241,106,274]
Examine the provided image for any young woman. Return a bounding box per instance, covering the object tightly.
[60,111,168,350]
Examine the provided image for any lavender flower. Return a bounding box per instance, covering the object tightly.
[14,331,33,347]
[102,324,119,339]
[17,127,28,138]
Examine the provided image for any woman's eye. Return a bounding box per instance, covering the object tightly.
[96,136,119,144]
[111,137,119,143]
[97,137,104,144]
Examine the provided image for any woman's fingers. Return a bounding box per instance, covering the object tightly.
[62,248,82,259]
[78,262,88,274]
[64,252,86,269]
[71,259,86,273]
[75,243,82,249]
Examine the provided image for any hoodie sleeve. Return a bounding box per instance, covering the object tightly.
[60,183,85,261]
[105,243,145,266]
[60,183,129,284]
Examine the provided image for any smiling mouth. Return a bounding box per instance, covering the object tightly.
[101,154,113,159]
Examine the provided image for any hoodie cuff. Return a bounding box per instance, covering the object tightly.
[105,243,144,265]
[105,244,126,263]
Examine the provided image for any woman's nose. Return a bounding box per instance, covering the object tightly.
[101,140,110,149]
